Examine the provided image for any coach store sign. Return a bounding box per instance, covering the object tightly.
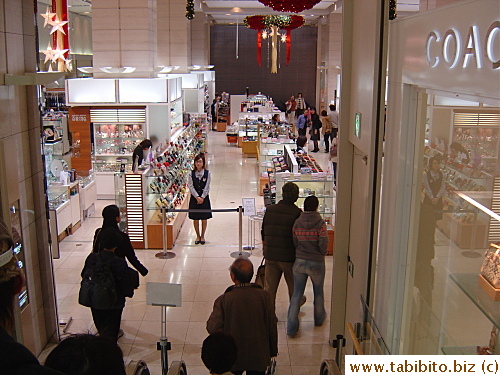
[391,0,499,100]
[426,22,499,70]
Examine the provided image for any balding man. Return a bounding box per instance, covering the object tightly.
[207,258,278,375]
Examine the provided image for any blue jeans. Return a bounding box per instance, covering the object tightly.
[287,258,326,336]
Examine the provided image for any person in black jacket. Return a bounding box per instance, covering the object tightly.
[93,205,148,277]
[309,107,322,152]
[0,219,64,375]
[261,182,303,309]
[83,227,134,341]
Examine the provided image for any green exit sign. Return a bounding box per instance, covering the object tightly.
[354,112,361,138]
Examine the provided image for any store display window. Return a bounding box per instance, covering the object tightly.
[408,94,499,355]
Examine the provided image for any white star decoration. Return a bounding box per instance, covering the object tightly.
[48,16,68,35]
[41,44,57,64]
[40,7,56,28]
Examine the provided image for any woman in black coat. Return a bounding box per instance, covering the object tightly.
[309,107,322,152]
[93,205,148,277]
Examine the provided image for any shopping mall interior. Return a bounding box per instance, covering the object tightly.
[0,0,499,374]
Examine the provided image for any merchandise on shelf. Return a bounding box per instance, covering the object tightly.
[295,154,324,173]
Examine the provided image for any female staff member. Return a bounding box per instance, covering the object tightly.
[188,153,212,244]
[93,205,148,277]
[132,139,152,172]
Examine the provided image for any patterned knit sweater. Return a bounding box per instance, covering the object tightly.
[292,211,328,262]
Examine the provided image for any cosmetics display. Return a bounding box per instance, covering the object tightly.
[121,122,205,249]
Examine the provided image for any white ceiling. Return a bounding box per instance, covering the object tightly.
[37,0,420,23]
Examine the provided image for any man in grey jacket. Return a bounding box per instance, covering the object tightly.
[207,258,278,375]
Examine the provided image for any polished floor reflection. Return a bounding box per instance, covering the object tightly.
[48,131,336,374]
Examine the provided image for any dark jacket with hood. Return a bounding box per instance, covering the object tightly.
[292,211,328,262]
[261,200,302,262]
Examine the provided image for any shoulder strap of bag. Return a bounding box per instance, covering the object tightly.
[92,228,102,253]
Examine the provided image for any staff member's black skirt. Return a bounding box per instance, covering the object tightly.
[188,195,213,220]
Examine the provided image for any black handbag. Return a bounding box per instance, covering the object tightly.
[255,258,266,287]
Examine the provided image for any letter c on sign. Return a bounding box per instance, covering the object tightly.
[485,21,500,69]
[442,29,461,69]
[426,31,440,68]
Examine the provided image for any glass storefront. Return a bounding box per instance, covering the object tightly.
[408,94,499,355]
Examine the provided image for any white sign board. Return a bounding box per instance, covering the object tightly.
[242,198,256,216]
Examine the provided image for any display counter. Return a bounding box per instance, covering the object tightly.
[121,123,204,249]
[48,181,81,241]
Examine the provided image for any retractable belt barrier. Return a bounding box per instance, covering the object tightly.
[156,206,250,259]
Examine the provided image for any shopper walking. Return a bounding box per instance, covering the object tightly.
[296,109,310,137]
[329,137,338,185]
[309,107,322,153]
[261,182,303,309]
[211,98,218,130]
[81,228,137,341]
[93,205,148,277]
[287,196,328,337]
[132,139,152,172]
[0,219,65,374]
[328,104,339,138]
[295,92,306,118]
[285,95,297,124]
[207,258,277,375]
[320,110,333,153]
[188,153,212,245]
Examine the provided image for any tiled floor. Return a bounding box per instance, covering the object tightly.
[47,131,336,374]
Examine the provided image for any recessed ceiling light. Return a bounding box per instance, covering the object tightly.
[225,13,231,15]
[232,7,242,12]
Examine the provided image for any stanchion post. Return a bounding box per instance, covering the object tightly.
[155,207,176,259]
[231,206,250,258]
[239,205,242,252]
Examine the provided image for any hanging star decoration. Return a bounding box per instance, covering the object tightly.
[41,7,56,27]
[48,15,69,35]
[41,44,57,64]
[40,7,72,72]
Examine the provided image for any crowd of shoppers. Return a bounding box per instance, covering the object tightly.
[3,104,336,373]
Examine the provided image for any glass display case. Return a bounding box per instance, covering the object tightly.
[48,188,69,210]
[92,123,144,172]
[275,173,336,223]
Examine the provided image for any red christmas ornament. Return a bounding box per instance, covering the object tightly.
[244,15,304,67]
[258,0,321,13]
